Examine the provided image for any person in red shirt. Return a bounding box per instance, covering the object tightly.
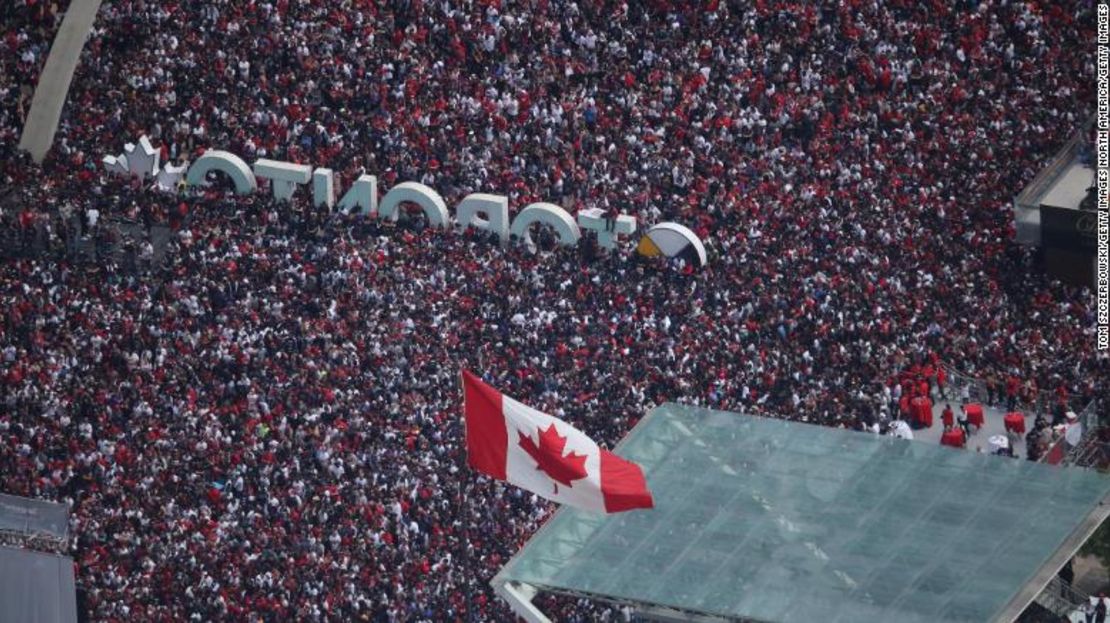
[19,209,36,251]
[1006,375,1020,412]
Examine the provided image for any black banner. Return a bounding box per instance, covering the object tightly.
[1041,205,1099,252]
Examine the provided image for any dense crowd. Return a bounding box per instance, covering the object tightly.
[0,1,65,149]
[1,0,1108,620]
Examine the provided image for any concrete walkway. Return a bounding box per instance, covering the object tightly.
[18,0,104,163]
[911,398,1029,459]
[1072,555,1110,597]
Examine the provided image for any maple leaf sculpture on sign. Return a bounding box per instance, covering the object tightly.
[518,424,589,494]
[102,135,190,189]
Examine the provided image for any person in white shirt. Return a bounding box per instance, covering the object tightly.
[86,208,99,228]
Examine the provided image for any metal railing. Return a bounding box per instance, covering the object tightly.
[1036,575,1090,618]
[1065,437,1110,469]
[0,217,170,275]
[0,528,68,555]
[939,362,1091,418]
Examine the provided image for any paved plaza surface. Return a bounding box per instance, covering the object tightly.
[911,399,1029,459]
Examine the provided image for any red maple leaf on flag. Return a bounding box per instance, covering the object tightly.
[518,424,589,494]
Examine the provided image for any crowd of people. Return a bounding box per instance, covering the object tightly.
[1,0,1108,620]
[0,1,63,146]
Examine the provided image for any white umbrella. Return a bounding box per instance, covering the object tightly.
[637,223,708,266]
[890,420,913,440]
[1065,421,1082,446]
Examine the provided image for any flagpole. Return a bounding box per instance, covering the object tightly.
[457,369,473,622]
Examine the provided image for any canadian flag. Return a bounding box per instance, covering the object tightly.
[462,370,654,513]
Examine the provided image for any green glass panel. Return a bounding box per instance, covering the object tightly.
[499,405,1110,622]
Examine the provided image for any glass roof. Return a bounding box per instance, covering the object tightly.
[497,404,1110,623]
